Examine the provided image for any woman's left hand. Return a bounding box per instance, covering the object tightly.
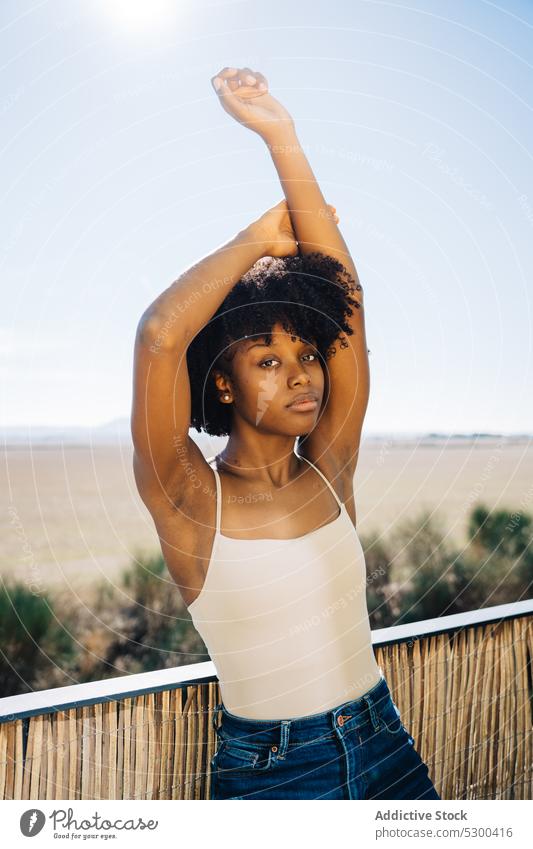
[211,67,295,142]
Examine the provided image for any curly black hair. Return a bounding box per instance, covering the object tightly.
[186,250,361,437]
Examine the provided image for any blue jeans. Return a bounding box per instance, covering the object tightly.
[210,675,441,800]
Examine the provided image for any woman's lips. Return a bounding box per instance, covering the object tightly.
[287,399,319,412]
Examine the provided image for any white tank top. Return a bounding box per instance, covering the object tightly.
[187,451,382,720]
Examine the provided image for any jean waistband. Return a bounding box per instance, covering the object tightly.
[213,672,394,742]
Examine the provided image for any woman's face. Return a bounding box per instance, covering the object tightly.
[224,323,326,434]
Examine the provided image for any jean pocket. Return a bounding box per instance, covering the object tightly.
[379,701,415,745]
[214,738,275,774]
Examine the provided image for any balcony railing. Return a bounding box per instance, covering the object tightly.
[1,600,532,800]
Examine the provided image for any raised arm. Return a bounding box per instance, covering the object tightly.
[131,203,295,509]
[211,67,369,483]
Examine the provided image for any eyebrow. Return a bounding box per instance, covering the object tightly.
[245,340,272,351]
[244,338,316,352]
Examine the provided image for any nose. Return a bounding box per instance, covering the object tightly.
[288,367,312,387]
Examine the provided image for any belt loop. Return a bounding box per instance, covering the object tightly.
[212,702,223,735]
[362,694,381,732]
[277,720,291,759]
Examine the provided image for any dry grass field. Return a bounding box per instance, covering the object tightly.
[3,436,532,594]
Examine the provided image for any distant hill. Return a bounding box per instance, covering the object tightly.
[2,418,133,446]
[2,418,530,449]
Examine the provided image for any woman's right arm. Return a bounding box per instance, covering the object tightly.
[131,221,270,509]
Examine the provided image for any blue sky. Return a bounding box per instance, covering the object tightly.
[1,0,532,432]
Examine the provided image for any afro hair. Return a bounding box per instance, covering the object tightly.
[186,250,362,437]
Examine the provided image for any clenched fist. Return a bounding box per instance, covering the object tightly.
[211,66,295,142]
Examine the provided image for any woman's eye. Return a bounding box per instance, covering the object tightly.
[259,353,317,368]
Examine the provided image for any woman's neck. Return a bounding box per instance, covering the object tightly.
[216,439,302,488]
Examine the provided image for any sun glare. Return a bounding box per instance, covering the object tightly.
[102,0,180,34]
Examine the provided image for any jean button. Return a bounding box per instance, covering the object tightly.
[271,745,278,752]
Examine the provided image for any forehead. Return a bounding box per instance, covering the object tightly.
[242,326,314,353]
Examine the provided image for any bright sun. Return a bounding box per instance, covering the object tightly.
[102,0,180,33]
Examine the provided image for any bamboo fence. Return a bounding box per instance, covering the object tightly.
[1,609,531,800]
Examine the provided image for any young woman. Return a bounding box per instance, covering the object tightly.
[131,66,440,800]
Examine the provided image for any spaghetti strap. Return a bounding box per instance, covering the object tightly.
[206,456,222,534]
[297,453,343,509]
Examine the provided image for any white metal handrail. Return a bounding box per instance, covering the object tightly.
[1,598,532,722]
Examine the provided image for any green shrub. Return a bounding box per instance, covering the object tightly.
[89,551,208,678]
[0,581,76,696]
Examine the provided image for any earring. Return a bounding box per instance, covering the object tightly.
[222,393,231,401]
